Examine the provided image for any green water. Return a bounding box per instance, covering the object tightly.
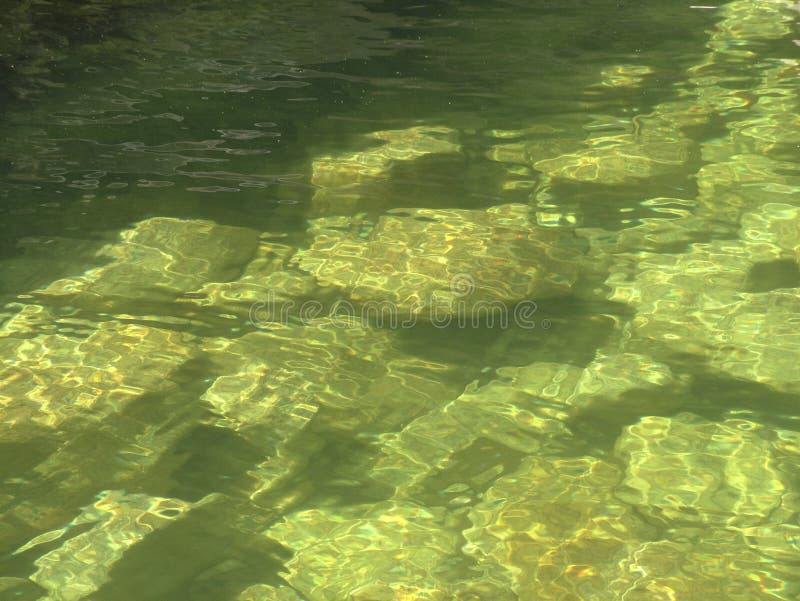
[1,1,800,599]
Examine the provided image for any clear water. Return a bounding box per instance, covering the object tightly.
[1,1,799,599]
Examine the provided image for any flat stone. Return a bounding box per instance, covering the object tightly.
[20,490,202,601]
[34,217,260,312]
[613,413,799,528]
[464,455,654,600]
[294,204,581,321]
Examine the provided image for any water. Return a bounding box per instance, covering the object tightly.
[1,1,799,599]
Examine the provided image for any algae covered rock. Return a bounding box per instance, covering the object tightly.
[695,155,800,225]
[0,317,196,441]
[463,455,654,600]
[200,318,464,502]
[534,134,690,186]
[607,528,800,601]
[17,490,202,601]
[34,217,260,312]
[294,204,581,321]
[606,202,800,392]
[309,126,461,217]
[371,352,683,497]
[266,500,508,601]
[613,413,799,528]
[177,236,324,320]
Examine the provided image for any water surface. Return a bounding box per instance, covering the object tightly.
[1,1,799,599]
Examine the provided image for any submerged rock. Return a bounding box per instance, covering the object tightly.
[176,236,324,320]
[371,352,684,497]
[294,204,582,322]
[607,529,800,601]
[606,203,800,393]
[740,203,800,256]
[596,64,655,89]
[463,454,654,600]
[200,319,464,503]
[369,376,570,497]
[312,126,460,189]
[0,316,196,441]
[34,217,260,313]
[695,155,800,225]
[689,0,800,227]
[309,126,460,217]
[18,490,202,601]
[0,304,201,551]
[524,352,687,421]
[266,500,510,601]
[613,413,799,528]
[460,411,800,600]
[534,134,691,186]
[608,410,800,599]
[483,122,585,196]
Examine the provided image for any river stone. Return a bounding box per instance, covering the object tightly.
[534,136,690,185]
[309,126,460,217]
[606,203,800,393]
[177,236,325,320]
[371,352,684,497]
[369,364,574,497]
[200,319,464,503]
[33,217,260,311]
[266,500,511,601]
[613,413,799,528]
[293,203,581,321]
[695,155,800,225]
[463,455,654,600]
[607,528,800,601]
[0,318,196,441]
[19,490,202,601]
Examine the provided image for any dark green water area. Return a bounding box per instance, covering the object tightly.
[1,1,800,599]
